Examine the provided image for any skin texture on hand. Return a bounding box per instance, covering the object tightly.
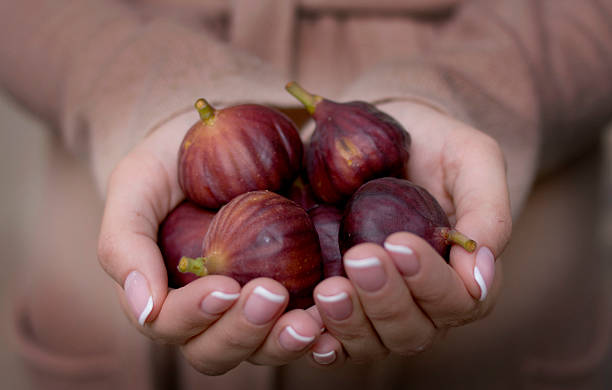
[306,101,512,366]
[97,110,321,375]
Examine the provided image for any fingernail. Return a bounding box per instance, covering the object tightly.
[344,256,386,292]
[243,286,286,325]
[312,350,336,365]
[316,291,352,321]
[200,291,240,315]
[474,246,495,301]
[384,242,420,276]
[124,270,153,326]
[279,326,316,352]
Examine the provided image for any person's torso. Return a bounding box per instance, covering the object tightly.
[132,0,459,96]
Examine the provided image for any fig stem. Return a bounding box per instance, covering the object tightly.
[177,256,208,277]
[440,228,477,253]
[194,98,216,124]
[285,81,322,115]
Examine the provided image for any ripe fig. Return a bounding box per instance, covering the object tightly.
[158,201,215,288]
[178,99,304,209]
[285,82,411,204]
[308,204,345,278]
[340,177,476,260]
[178,191,322,309]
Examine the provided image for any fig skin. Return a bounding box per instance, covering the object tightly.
[286,82,411,204]
[179,191,322,309]
[158,201,216,288]
[178,99,304,209]
[308,204,345,278]
[339,177,476,260]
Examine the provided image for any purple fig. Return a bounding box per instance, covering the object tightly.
[158,201,216,288]
[340,177,476,260]
[308,204,345,278]
[178,191,322,309]
[178,99,303,209]
[285,82,410,204]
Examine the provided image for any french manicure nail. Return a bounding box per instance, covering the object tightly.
[384,242,420,276]
[243,286,286,325]
[279,326,315,351]
[124,270,153,326]
[200,291,240,315]
[313,350,336,365]
[316,292,352,321]
[344,256,386,292]
[474,246,495,301]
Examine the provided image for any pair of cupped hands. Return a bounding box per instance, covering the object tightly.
[97,100,511,375]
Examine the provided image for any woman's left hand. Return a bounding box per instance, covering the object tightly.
[305,101,511,366]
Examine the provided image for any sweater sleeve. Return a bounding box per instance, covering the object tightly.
[341,0,612,215]
[0,0,293,195]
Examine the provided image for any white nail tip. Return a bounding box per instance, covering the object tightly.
[286,326,315,343]
[138,296,153,326]
[210,291,240,301]
[313,350,335,358]
[253,286,286,303]
[316,291,348,303]
[383,242,414,254]
[474,266,488,302]
[313,350,336,364]
[344,257,381,268]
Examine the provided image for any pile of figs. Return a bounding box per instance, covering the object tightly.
[158,82,476,308]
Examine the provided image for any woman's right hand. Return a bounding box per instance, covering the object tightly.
[97,111,322,375]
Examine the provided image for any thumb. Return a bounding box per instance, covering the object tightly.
[447,135,512,302]
[97,153,179,327]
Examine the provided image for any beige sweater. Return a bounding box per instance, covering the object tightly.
[1,0,612,216]
[1,2,612,389]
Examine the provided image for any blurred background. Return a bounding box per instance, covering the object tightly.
[0,88,44,388]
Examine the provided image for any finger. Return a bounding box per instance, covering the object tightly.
[98,150,186,326]
[314,277,388,363]
[139,275,241,344]
[249,309,321,366]
[446,133,512,302]
[342,243,436,356]
[305,305,325,333]
[180,278,288,376]
[384,232,488,327]
[307,332,346,368]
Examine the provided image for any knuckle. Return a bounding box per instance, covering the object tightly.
[439,317,471,328]
[219,326,253,351]
[479,132,502,155]
[332,328,389,364]
[365,307,400,323]
[147,329,186,345]
[418,283,453,306]
[477,132,508,172]
[392,346,423,358]
[334,329,365,344]
[191,360,230,376]
[435,306,481,328]
[181,348,232,376]
[389,332,436,358]
[197,364,230,376]
[108,155,131,185]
